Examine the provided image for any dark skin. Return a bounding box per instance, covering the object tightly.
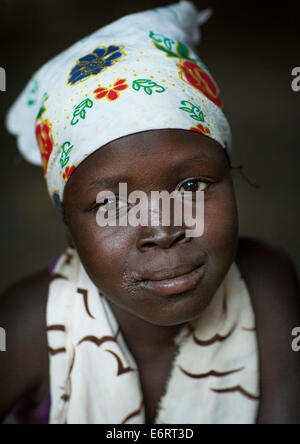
[0,129,300,424]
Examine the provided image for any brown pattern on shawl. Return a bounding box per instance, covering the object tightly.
[50,273,68,282]
[210,385,260,401]
[77,288,95,319]
[187,323,237,347]
[48,347,66,356]
[179,366,245,379]
[60,348,76,404]
[47,325,66,332]
[77,326,121,347]
[242,327,256,332]
[121,400,144,424]
[105,348,135,376]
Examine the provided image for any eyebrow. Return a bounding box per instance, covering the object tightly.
[171,153,213,171]
[87,175,130,190]
[87,153,213,190]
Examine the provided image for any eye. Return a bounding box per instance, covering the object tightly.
[90,197,128,215]
[177,178,209,194]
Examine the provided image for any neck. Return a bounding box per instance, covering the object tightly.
[105,298,187,363]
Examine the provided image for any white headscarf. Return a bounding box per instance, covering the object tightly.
[5,0,231,212]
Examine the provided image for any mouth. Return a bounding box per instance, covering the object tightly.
[136,263,206,297]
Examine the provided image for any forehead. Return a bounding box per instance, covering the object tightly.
[103,128,222,157]
[64,129,227,195]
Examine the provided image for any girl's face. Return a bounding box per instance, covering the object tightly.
[64,129,238,326]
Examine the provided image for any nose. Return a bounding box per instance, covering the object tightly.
[137,226,191,251]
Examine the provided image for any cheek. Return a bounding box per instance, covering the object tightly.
[68,213,134,288]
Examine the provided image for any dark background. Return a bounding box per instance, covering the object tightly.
[0,0,300,294]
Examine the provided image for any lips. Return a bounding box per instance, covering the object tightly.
[135,261,206,297]
[136,262,204,282]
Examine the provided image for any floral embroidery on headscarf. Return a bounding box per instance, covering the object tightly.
[71,99,93,125]
[152,7,180,25]
[179,100,205,121]
[149,31,208,71]
[63,164,76,182]
[26,77,39,106]
[132,79,166,95]
[177,60,223,108]
[53,191,64,215]
[94,78,129,101]
[68,45,126,86]
[189,123,211,136]
[36,92,49,121]
[60,141,74,169]
[35,119,55,175]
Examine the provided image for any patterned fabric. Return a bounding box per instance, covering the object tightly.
[47,247,260,424]
[5,0,231,211]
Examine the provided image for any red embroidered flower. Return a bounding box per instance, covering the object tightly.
[178,61,223,108]
[35,119,54,175]
[94,78,129,101]
[190,123,211,136]
[63,165,76,182]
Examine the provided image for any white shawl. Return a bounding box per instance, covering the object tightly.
[47,247,260,424]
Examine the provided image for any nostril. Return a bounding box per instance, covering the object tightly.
[138,230,190,251]
[141,242,157,249]
[177,234,187,244]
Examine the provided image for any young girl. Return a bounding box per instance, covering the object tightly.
[1,0,300,424]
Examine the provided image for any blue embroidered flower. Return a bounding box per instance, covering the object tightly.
[53,191,64,216]
[68,45,126,85]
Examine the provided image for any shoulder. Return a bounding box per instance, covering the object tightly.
[236,236,300,424]
[236,235,299,289]
[236,235,300,330]
[0,267,51,421]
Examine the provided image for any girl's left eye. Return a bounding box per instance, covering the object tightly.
[177,179,209,193]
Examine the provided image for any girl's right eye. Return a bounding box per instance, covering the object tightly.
[90,197,128,215]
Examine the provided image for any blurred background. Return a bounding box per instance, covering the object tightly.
[0,0,299,296]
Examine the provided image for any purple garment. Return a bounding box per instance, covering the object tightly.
[11,257,58,424]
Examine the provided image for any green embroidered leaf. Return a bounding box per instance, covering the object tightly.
[29,79,38,94]
[62,142,73,155]
[177,42,190,60]
[149,30,159,40]
[153,42,176,58]
[145,88,152,95]
[164,38,175,51]
[132,83,139,91]
[36,106,45,120]
[166,7,180,25]
[155,86,166,93]
[179,106,193,113]
[193,109,205,121]
[60,157,70,168]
